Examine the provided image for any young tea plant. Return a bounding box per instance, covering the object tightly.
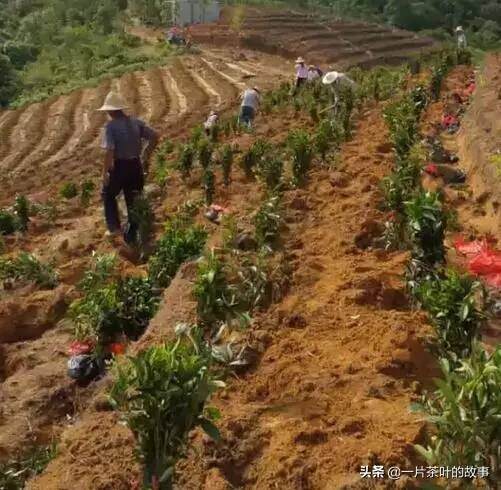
[412,344,501,479]
[219,144,234,187]
[13,195,30,232]
[177,144,195,179]
[0,210,17,235]
[80,181,96,207]
[287,130,313,187]
[202,167,215,205]
[60,182,78,200]
[198,139,213,170]
[130,195,154,256]
[148,217,208,288]
[241,139,271,179]
[405,190,446,266]
[254,194,282,249]
[416,270,483,362]
[110,337,223,489]
[255,154,284,192]
[0,253,58,289]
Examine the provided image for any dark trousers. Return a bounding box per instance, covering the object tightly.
[102,158,144,243]
[240,105,255,127]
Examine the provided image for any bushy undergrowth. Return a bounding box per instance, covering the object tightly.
[287,130,314,186]
[253,194,282,249]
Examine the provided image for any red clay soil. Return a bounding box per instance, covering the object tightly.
[27,87,441,489]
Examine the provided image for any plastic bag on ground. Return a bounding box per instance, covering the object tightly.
[468,249,501,276]
[453,236,489,256]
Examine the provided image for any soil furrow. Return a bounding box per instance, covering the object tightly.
[198,57,242,105]
[143,67,170,125]
[117,72,141,117]
[181,58,222,109]
[16,90,83,175]
[201,56,246,91]
[132,70,154,122]
[0,100,50,174]
[159,67,186,119]
[0,109,22,162]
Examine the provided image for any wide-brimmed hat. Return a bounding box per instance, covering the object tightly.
[296,57,305,64]
[456,26,464,32]
[322,71,342,85]
[97,92,128,111]
[253,86,260,93]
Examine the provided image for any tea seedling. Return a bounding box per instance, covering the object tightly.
[110,338,222,489]
[241,139,271,179]
[177,144,195,179]
[80,181,95,207]
[60,182,78,199]
[0,210,18,235]
[412,345,501,472]
[220,144,234,187]
[13,195,30,232]
[148,218,208,288]
[254,194,282,248]
[287,130,313,187]
[130,195,154,255]
[255,154,284,192]
[202,167,215,205]
[416,270,483,361]
[0,253,58,288]
[198,139,213,170]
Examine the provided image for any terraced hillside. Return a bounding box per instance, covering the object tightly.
[191,8,436,69]
[0,50,289,205]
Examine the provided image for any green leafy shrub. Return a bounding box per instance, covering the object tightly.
[0,253,58,288]
[0,210,18,235]
[130,195,154,255]
[190,125,204,149]
[193,250,237,327]
[417,270,484,361]
[70,264,159,344]
[198,139,213,169]
[80,181,95,207]
[255,154,284,192]
[177,144,195,179]
[202,167,215,205]
[219,144,234,187]
[148,218,207,289]
[287,130,313,186]
[110,338,222,489]
[60,182,78,199]
[405,191,446,265]
[315,119,332,161]
[241,139,271,179]
[413,345,501,478]
[13,195,30,232]
[254,194,282,248]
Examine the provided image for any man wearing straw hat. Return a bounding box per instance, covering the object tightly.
[98,91,158,244]
[321,70,356,115]
[294,57,308,93]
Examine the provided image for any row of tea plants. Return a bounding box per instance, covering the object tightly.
[382,49,500,486]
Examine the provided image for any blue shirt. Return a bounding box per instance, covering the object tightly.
[101,117,156,160]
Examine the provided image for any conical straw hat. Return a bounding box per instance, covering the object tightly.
[322,71,341,85]
[97,91,128,111]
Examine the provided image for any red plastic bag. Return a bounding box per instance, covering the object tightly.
[468,249,501,276]
[108,342,126,355]
[485,274,501,288]
[68,340,94,356]
[453,236,489,256]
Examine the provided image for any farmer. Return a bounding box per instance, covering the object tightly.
[321,70,356,114]
[239,86,260,128]
[456,26,467,49]
[98,91,158,244]
[294,57,309,92]
[204,110,219,136]
[423,163,466,186]
[307,65,321,83]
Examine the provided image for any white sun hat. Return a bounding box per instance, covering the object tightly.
[296,56,305,64]
[322,71,342,85]
[456,26,464,32]
[97,91,128,111]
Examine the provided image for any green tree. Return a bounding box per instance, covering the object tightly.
[0,53,20,107]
